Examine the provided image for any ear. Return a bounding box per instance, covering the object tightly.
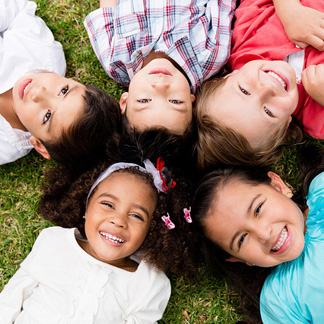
[119,92,128,115]
[224,69,239,79]
[226,256,254,266]
[268,171,292,197]
[30,136,51,160]
[190,94,196,102]
[287,115,292,128]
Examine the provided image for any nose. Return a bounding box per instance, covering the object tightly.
[253,223,272,244]
[258,73,277,99]
[108,213,128,229]
[258,82,276,100]
[31,86,47,102]
[151,81,170,91]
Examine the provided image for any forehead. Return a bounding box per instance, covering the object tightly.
[45,84,86,141]
[207,85,279,150]
[94,171,155,195]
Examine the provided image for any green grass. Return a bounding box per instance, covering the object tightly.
[0,1,322,323]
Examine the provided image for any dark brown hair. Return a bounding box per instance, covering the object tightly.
[41,84,121,174]
[191,146,324,323]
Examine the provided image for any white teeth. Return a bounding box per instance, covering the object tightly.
[266,71,287,89]
[23,82,31,95]
[271,227,288,251]
[100,232,124,244]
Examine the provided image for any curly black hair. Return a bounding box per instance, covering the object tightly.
[39,158,198,279]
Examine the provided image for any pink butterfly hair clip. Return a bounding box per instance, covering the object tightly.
[161,213,175,230]
[183,207,192,223]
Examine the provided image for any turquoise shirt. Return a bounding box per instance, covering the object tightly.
[260,171,324,324]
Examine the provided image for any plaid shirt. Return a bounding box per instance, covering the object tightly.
[84,0,236,92]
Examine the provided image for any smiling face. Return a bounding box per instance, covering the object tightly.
[119,58,195,134]
[12,72,86,143]
[204,172,305,267]
[83,171,157,268]
[206,60,299,150]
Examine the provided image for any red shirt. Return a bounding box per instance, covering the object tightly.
[229,0,324,139]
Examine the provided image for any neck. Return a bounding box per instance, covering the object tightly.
[142,51,170,67]
[77,238,138,272]
[143,51,192,88]
[0,89,27,131]
[303,207,309,234]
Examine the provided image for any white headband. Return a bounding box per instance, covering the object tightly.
[86,160,164,205]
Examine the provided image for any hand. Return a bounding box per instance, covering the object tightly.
[302,64,324,106]
[274,1,324,51]
[100,0,118,8]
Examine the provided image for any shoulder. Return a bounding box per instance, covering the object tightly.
[260,265,295,322]
[25,227,73,257]
[306,171,324,226]
[136,260,171,290]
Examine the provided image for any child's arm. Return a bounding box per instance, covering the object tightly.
[100,0,117,8]
[0,267,38,323]
[302,64,324,106]
[0,0,27,31]
[273,0,324,51]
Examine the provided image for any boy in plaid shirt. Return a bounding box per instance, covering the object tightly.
[84,0,236,135]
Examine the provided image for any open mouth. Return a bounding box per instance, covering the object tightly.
[265,71,287,91]
[271,226,288,252]
[100,231,124,244]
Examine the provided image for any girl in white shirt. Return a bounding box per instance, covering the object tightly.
[0,158,196,323]
[1,0,120,172]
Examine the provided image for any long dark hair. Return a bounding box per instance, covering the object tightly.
[191,144,324,323]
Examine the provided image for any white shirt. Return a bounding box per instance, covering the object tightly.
[0,0,66,164]
[0,227,171,324]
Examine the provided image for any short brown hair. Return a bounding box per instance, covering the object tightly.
[42,84,121,174]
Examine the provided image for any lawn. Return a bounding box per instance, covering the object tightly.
[0,1,322,323]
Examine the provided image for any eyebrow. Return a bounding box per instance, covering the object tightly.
[133,101,189,113]
[98,193,150,219]
[229,194,261,250]
[47,85,80,134]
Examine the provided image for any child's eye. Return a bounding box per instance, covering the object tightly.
[101,202,114,209]
[255,203,263,216]
[169,99,183,104]
[239,86,250,95]
[264,107,274,117]
[238,234,247,248]
[130,213,144,222]
[59,86,69,96]
[137,99,151,103]
[43,110,51,124]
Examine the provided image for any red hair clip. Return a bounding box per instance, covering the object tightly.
[156,157,176,192]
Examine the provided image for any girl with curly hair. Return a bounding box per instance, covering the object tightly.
[192,145,324,323]
[0,157,196,323]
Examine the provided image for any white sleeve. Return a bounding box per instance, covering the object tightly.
[126,275,171,324]
[0,267,38,324]
[0,138,32,165]
[0,0,28,32]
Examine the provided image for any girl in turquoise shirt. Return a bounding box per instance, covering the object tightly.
[192,145,324,323]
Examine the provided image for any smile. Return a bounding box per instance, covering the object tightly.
[18,79,32,99]
[100,231,124,244]
[149,68,172,76]
[271,226,288,252]
[265,71,287,91]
